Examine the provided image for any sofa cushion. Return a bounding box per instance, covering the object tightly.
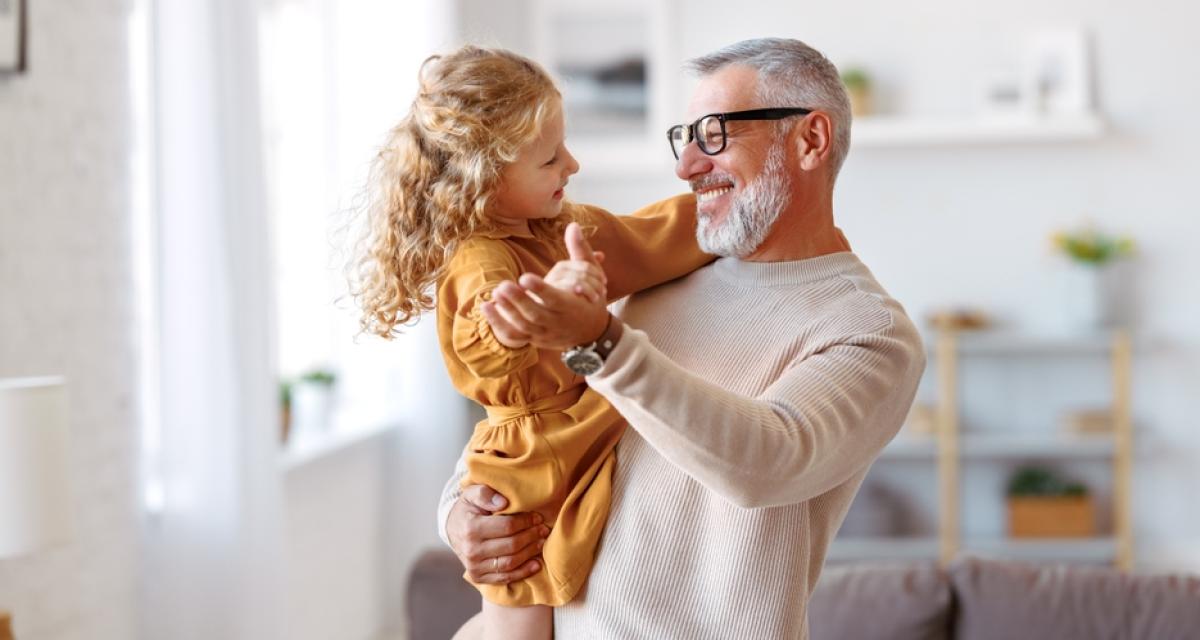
[949,556,1200,640]
[809,562,952,640]
[1128,572,1200,640]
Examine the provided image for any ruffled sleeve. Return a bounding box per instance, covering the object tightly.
[443,241,540,379]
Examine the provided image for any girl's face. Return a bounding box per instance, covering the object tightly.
[492,101,580,221]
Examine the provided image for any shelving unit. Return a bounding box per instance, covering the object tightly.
[936,329,1134,569]
[832,329,1134,570]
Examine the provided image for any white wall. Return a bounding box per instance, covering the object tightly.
[459,0,1200,568]
[283,446,387,640]
[0,1,140,638]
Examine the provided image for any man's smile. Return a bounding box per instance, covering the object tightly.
[691,176,737,204]
[696,186,733,203]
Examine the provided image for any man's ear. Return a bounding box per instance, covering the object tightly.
[792,112,834,173]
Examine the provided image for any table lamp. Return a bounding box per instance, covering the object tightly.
[0,377,74,640]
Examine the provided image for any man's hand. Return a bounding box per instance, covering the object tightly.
[446,484,550,585]
[480,223,610,350]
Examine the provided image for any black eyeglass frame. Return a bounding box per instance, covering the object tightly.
[666,107,813,160]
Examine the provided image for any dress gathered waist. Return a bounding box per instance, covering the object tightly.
[484,386,586,424]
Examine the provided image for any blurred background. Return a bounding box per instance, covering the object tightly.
[1,0,1198,638]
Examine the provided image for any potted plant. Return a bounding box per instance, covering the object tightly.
[841,67,873,117]
[1006,466,1095,538]
[1050,223,1135,330]
[1052,225,1135,266]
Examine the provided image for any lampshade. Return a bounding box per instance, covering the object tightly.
[0,377,73,559]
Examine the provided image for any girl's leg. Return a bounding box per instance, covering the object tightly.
[481,599,552,640]
[451,612,484,640]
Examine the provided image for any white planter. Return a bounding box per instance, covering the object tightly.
[291,383,334,440]
[1059,263,1111,331]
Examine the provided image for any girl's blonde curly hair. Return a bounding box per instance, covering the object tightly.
[349,45,570,339]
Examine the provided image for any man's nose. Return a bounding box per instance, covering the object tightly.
[674,138,713,182]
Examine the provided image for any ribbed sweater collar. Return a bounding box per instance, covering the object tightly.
[711,251,862,287]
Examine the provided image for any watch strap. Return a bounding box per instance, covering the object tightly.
[592,314,622,361]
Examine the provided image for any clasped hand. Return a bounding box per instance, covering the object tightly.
[481,222,611,351]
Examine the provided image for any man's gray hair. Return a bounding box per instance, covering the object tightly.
[686,38,852,184]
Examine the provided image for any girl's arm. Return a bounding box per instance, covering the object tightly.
[570,194,715,301]
[440,241,539,379]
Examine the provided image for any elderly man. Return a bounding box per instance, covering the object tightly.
[439,37,926,638]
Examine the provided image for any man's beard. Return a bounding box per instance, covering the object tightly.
[695,142,791,258]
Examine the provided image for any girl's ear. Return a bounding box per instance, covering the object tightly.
[793,112,834,173]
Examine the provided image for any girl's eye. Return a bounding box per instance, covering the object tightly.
[544,155,557,166]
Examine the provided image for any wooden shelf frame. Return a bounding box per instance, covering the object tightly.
[933,329,1135,570]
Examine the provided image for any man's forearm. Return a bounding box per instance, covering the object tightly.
[587,323,925,509]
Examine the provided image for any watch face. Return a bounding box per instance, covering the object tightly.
[563,349,604,376]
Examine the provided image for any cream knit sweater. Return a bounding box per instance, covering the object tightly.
[438,252,926,639]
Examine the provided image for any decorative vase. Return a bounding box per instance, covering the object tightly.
[847,85,872,117]
[291,382,334,440]
[1060,263,1110,331]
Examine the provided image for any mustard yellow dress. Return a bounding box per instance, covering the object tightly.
[435,194,711,607]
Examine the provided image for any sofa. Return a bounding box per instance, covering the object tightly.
[407,549,1200,639]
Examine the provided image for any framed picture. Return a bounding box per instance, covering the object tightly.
[537,4,652,139]
[533,0,675,171]
[0,0,27,73]
[1022,29,1092,115]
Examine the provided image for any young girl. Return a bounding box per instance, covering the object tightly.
[351,46,710,639]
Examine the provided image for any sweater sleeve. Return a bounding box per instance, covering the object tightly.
[586,318,926,509]
[436,449,469,548]
[443,245,540,379]
[571,194,715,301]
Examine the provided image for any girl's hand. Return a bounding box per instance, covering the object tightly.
[483,293,532,349]
[544,256,607,304]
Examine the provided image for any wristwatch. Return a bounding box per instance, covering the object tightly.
[561,314,622,376]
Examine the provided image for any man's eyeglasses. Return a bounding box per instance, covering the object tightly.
[666,108,813,160]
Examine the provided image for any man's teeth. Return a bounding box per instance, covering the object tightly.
[697,186,733,203]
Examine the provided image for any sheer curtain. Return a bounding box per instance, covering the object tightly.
[136,0,462,636]
[137,0,283,637]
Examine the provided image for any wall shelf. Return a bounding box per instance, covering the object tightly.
[572,113,1109,175]
[569,113,1109,176]
[925,330,1118,357]
[852,113,1106,148]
